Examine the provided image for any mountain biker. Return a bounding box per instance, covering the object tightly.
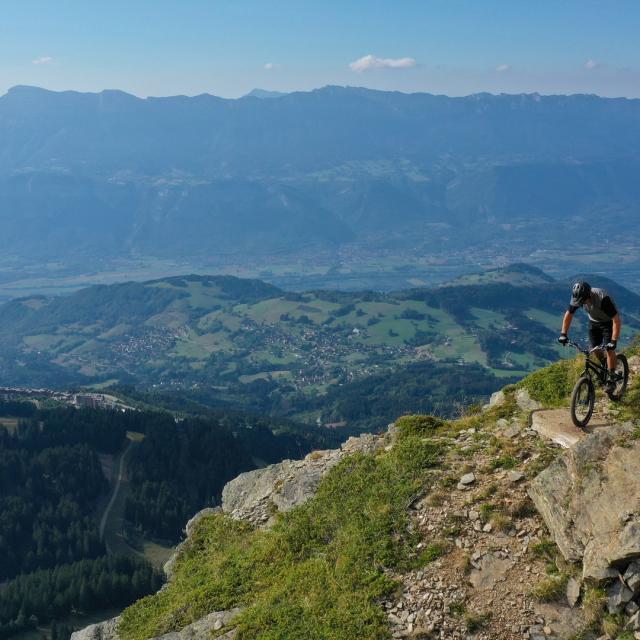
[558,281,622,393]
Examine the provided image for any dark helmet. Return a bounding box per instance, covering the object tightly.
[571,281,591,305]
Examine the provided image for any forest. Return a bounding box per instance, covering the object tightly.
[0,401,327,638]
[0,408,131,581]
[0,555,161,640]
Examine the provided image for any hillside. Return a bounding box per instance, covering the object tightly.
[73,339,640,640]
[1,85,640,284]
[0,265,639,430]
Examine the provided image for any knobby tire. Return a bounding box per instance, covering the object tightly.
[571,376,595,429]
[607,354,629,401]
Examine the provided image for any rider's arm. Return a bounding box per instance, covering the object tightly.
[561,309,575,335]
[600,296,621,342]
[612,314,622,342]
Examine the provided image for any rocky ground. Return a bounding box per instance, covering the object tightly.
[381,412,580,639]
[381,356,640,640]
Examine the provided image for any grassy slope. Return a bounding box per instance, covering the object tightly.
[119,415,448,640]
[118,339,640,640]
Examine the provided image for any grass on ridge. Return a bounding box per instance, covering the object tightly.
[518,357,583,407]
[118,416,448,640]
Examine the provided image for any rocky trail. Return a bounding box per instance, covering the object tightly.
[382,410,579,640]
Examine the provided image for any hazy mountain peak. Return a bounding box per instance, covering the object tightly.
[244,88,288,99]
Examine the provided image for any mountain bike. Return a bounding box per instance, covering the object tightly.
[566,339,629,428]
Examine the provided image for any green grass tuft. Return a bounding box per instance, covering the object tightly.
[531,574,567,602]
[464,612,491,632]
[119,427,447,640]
[413,541,449,567]
[395,414,447,437]
[518,358,581,406]
[490,454,518,470]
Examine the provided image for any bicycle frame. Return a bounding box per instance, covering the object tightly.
[567,340,608,387]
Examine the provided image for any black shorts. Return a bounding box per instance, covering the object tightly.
[588,320,613,349]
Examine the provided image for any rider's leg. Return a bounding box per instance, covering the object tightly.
[604,322,617,392]
[588,321,606,366]
[604,321,617,370]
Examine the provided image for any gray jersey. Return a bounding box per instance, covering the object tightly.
[572,287,618,323]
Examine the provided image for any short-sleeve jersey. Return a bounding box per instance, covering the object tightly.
[569,287,618,323]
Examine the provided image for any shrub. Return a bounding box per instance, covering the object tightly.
[414,541,449,567]
[464,612,491,632]
[601,613,625,638]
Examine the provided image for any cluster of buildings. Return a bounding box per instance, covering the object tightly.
[0,387,133,412]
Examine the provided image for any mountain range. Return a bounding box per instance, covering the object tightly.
[1,85,640,266]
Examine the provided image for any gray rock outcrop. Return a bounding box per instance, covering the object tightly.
[222,431,390,527]
[528,423,640,580]
[515,388,543,412]
[70,609,241,640]
[71,617,120,640]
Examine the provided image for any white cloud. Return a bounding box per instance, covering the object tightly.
[496,63,511,73]
[349,54,416,72]
[32,56,53,65]
[264,62,280,70]
[584,59,599,70]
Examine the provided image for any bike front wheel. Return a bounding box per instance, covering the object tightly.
[571,376,595,428]
[607,354,629,401]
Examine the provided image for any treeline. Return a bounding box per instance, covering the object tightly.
[11,407,129,453]
[0,555,162,640]
[0,409,125,581]
[0,406,156,581]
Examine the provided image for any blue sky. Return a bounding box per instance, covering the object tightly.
[1,0,638,98]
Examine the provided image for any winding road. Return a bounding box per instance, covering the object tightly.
[99,437,136,545]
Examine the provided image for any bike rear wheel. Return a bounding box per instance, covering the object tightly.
[607,354,629,401]
[571,376,595,428]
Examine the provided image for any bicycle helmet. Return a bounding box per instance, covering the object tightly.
[570,281,592,306]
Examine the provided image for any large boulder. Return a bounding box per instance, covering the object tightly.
[515,388,543,412]
[222,432,388,526]
[529,423,640,580]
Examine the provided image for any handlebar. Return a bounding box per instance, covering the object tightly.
[565,339,606,356]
